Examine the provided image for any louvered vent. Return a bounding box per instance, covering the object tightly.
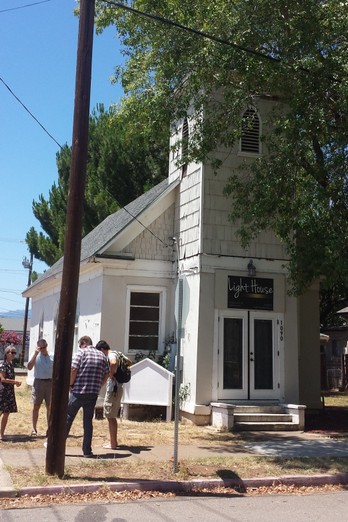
[182,117,189,176]
[241,108,260,154]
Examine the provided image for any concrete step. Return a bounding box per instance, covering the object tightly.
[234,405,284,414]
[211,402,305,432]
[234,413,293,423]
[234,421,300,431]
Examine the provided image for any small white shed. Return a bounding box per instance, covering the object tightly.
[122,358,174,421]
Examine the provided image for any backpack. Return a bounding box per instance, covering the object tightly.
[114,352,131,384]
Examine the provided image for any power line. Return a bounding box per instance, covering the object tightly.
[103,0,343,82]
[0,295,24,305]
[0,0,52,14]
[0,76,63,149]
[0,76,168,250]
[104,1,292,67]
[0,269,28,274]
[0,5,169,258]
[0,238,25,243]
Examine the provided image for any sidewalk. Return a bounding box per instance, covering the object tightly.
[1,431,348,498]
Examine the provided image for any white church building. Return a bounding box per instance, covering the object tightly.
[24,95,321,429]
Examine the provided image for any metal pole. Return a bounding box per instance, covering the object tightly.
[46,0,95,478]
[20,253,33,367]
[173,277,183,473]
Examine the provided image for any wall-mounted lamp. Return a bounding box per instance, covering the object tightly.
[247,259,256,277]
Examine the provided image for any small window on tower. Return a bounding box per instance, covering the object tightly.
[240,107,261,154]
[181,117,189,176]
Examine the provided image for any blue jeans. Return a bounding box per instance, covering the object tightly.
[66,392,98,456]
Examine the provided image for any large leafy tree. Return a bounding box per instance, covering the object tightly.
[26,104,169,265]
[95,0,348,293]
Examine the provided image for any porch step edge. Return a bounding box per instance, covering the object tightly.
[234,421,301,431]
[233,406,284,413]
[234,414,293,423]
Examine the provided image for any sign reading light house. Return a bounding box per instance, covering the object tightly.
[228,276,274,310]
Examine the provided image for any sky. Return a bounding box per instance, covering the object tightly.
[0,0,124,315]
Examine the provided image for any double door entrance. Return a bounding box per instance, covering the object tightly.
[218,311,283,400]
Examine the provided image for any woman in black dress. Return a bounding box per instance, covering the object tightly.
[0,345,22,440]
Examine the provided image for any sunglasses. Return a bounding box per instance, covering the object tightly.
[10,351,16,355]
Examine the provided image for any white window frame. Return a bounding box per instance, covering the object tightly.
[124,285,167,356]
[38,312,44,341]
[73,300,80,353]
[53,300,59,343]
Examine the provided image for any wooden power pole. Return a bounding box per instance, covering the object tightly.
[46,0,95,477]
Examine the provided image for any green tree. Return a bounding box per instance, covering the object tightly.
[95,0,348,293]
[26,104,169,265]
[320,282,348,328]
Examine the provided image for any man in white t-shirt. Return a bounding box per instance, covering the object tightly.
[27,338,54,437]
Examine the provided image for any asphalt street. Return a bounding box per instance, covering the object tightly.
[1,491,348,521]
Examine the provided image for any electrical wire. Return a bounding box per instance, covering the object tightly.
[0,295,24,304]
[0,0,52,14]
[102,0,343,83]
[0,77,169,251]
[103,1,303,70]
[0,76,63,150]
[7,0,329,254]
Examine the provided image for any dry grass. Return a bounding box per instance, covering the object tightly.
[2,377,348,489]
[323,392,348,408]
[2,376,242,448]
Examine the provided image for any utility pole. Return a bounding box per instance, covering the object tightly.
[46,0,95,477]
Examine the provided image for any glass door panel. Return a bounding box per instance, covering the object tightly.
[250,313,279,399]
[223,318,243,389]
[218,311,281,401]
[218,311,248,399]
[253,319,273,389]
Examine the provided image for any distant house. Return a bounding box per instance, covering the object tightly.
[321,308,348,389]
[24,95,321,425]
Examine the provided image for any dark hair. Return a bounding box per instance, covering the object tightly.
[78,336,93,347]
[95,340,110,351]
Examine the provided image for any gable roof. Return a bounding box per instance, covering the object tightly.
[26,178,178,291]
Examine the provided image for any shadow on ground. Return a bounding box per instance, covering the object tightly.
[305,406,348,435]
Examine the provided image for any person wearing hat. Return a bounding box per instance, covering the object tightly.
[0,345,22,440]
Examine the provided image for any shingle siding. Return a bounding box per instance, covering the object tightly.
[124,204,175,261]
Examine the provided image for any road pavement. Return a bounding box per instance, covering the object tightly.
[1,431,348,499]
[1,491,348,521]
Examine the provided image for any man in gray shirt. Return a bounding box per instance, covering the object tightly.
[27,338,53,437]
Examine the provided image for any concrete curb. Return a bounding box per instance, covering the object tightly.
[0,460,15,498]
[7,472,348,499]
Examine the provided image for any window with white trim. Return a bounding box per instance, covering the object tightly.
[73,300,80,353]
[38,312,44,340]
[240,107,261,154]
[53,302,59,342]
[126,288,166,353]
